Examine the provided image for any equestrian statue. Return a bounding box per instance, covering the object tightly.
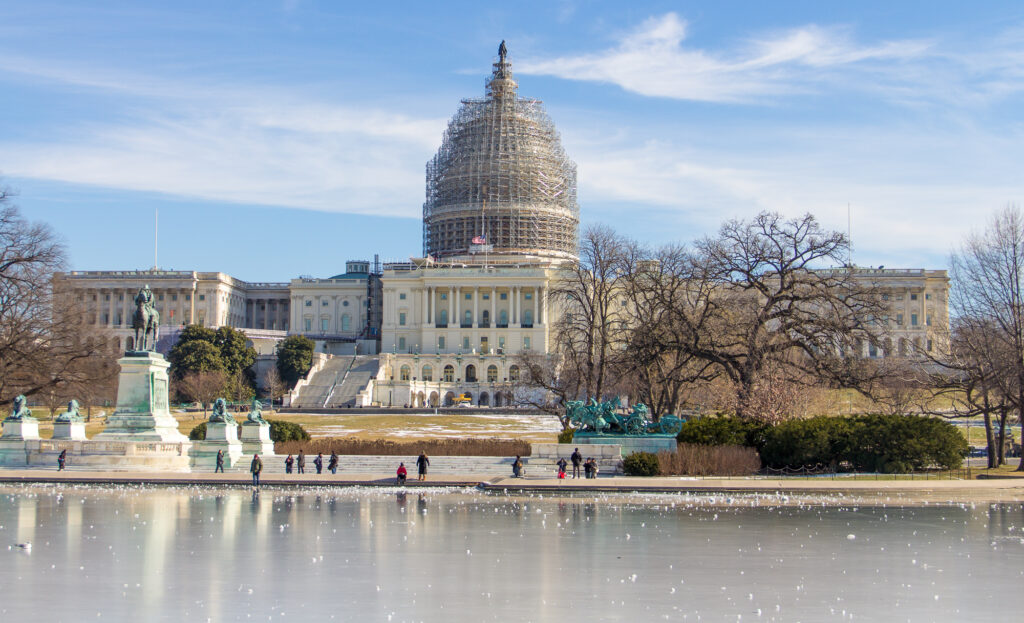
[131,284,160,352]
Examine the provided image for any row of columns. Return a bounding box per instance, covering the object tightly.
[91,287,197,328]
[245,298,288,331]
[420,285,546,328]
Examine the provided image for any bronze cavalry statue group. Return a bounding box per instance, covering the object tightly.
[566,398,684,436]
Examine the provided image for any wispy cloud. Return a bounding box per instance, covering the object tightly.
[518,13,937,102]
[0,58,446,217]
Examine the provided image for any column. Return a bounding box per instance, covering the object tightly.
[490,287,496,326]
[448,287,454,327]
[539,286,546,325]
[123,289,132,327]
[511,286,518,327]
[473,287,479,328]
[422,287,429,327]
[532,286,538,327]
[107,289,116,327]
[454,285,461,327]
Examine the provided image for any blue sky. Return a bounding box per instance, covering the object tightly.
[2,1,1023,281]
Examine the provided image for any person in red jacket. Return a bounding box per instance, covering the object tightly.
[396,462,408,485]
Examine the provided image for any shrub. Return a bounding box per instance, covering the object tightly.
[623,451,661,476]
[189,422,207,440]
[658,443,761,476]
[557,428,575,444]
[845,414,966,472]
[274,437,531,457]
[677,416,769,449]
[267,419,310,443]
[760,416,854,470]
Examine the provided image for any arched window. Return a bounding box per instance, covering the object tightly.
[439,309,448,325]
[400,365,410,381]
[422,365,433,381]
[523,310,533,326]
[499,310,508,326]
[341,314,351,332]
[443,365,455,382]
[466,364,477,382]
[464,310,472,326]
[509,365,520,382]
[482,309,490,326]
[487,365,498,382]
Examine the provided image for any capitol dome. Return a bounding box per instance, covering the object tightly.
[422,42,580,262]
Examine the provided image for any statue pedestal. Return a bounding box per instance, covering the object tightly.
[240,421,274,456]
[192,421,243,469]
[52,421,88,440]
[2,418,40,440]
[94,352,189,443]
[0,419,40,466]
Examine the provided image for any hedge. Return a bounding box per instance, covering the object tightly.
[677,414,967,473]
[622,451,661,476]
[188,419,309,443]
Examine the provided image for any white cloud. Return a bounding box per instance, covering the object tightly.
[518,13,933,102]
[0,59,446,217]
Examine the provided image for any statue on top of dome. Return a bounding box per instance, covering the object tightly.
[498,40,507,62]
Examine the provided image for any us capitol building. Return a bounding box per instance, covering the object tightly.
[54,44,950,408]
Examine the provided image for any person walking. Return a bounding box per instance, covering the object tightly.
[57,449,67,471]
[396,462,407,485]
[314,453,324,474]
[328,452,339,475]
[416,452,429,481]
[556,456,567,478]
[512,455,523,478]
[250,453,263,487]
[571,448,582,479]
[214,449,225,473]
[297,451,305,474]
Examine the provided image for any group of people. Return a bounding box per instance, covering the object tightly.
[280,452,340,474]
[556,448,600,479]
[238,450,431,487]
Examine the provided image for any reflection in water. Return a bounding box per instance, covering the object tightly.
[0,487,1021,621]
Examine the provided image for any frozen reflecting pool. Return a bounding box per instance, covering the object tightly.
[0,485,1020,621]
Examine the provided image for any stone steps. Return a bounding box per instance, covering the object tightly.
[222,454,622,475]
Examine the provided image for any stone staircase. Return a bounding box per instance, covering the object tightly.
[292,356,354,407]
[216,453,622,476]
[325,356,380,407]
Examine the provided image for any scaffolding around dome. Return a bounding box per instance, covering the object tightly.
[423,46,580,262]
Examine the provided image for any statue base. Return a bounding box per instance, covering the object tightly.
[94,351,189,443]
[1,418,40,441]
[52,421,88,440]
[240,421,275,456]
[192,421,243,469]
[0,419,37,466]
[572,432,678,455]
[24,438,191,471]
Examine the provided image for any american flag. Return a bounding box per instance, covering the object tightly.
[472,235,487,244]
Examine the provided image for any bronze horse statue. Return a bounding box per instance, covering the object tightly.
[131,285,160,352]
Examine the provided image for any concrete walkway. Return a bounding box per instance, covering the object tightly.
[2,469,1024,502]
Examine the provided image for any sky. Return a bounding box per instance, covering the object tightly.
[2,1,1023,281]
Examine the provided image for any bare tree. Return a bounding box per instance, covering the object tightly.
[514,350,585,429]
[937,207,1024,469]
[178,370,227,416]
[650,212,887,421]
[0,187,120,406]
[262,366,284,407]
[549,224,627,404]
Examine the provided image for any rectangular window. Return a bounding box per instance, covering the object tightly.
[304,318,312,331]
[185,294,190,301]
[463,337,470,350]
[482,294,489,300]
[500,293,507,300]
[104,294,110,301]
[896,314,903,326]
[398,337,406,351]
[525,293,532,300]
[896,295,904,301]
[498,336,505,349]
[925,293,931,300]
[171,294,177,301]
[399,312,406,326]
[118,294,123,301]
[882,294,889,301]
[465,293,471,300]
[440,293,447,300]
[199,295,205,301]
[399,293,406,300]
[910,294,918,300]
[305,300,311,306]
[158,294,164,301]
[523,337,531,350]
[322,300,328,306]
[927,339,933,351]
[438,336,445,350]
[911,313,918,326]
[321,318,329,331]
[926,314,932,326]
